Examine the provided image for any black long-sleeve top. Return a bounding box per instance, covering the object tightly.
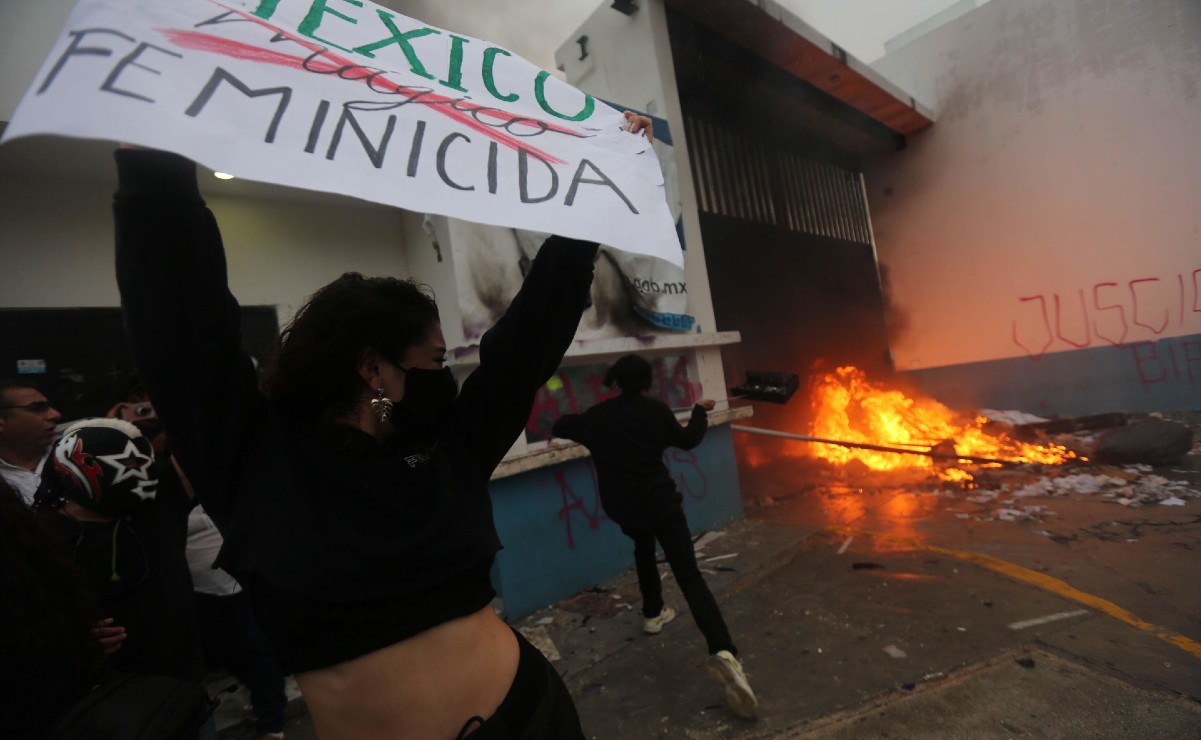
[552,395,708,530]
[113,150,597,669]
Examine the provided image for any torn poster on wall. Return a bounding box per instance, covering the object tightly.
[594,107,692,333]
[1,0,681,265]
[450,110,693,342]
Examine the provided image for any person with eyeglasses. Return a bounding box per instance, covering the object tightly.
[0,380,63,506]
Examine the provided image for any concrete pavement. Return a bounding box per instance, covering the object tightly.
[219,448,1201,739]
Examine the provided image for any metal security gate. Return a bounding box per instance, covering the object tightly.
[684,116,874,246]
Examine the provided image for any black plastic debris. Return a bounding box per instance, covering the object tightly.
[1015,412,1128,437]
[730,371,800,405]
[1094,420,1194,465]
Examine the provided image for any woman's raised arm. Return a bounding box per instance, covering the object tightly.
[113,149,264,528]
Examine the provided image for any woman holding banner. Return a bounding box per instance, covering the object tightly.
[113,111,654,739]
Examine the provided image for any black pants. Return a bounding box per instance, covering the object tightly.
[195,591,287,736]
[457,629,584,739]
[624,509,736,656]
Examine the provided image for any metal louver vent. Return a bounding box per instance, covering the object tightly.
[684,116,873,245]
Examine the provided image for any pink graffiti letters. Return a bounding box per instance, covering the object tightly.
[1013,267,1201,359]
[1124,338,1201,392]
[550,453,709,549]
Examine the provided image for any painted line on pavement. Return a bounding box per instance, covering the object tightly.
[830,527,1201,661]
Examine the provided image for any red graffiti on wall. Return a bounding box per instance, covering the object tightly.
[1124,338,1201,392]
[552,465,607,551]
[525,355,700,442]
[552,451,709,549]
[1012,268,1201,359]
[669,449,709,501]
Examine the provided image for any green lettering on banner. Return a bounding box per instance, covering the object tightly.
[251,0,282,19]
[297,0,362,54]
[439,35,470,92]
[353,10,440,81]
[482,48,519,103]
[533,71,594,121]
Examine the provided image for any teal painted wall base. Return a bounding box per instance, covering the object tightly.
[905,333,1201,417]
[489,425,744,620]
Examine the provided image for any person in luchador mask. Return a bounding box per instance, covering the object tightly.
[44,418,205,684]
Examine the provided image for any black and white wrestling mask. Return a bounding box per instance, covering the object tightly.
[52,418,158,516]
[390,366,458,440]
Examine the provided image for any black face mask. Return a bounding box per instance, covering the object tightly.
[390,367,458,441]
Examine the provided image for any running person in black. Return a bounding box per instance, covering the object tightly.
[552,355,758,720]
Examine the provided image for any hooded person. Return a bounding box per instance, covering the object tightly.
[552,355,759,721]
[44,418,206,683]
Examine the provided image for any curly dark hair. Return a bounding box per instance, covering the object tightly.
[263,272,440,427]
[604,354,653,395]
[0,479,102,728]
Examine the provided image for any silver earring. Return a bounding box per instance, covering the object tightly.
[370,387,393,423]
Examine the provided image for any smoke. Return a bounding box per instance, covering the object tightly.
[875,260,910,351]
[381,0,598,74]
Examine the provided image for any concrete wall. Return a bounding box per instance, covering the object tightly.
[0,166,412,326]
[466,0,749,619]
[554,0,731,407]
[491,425,743,619]
[866,0,1201,413]
[0,2,428,326]
[0,0,74,123]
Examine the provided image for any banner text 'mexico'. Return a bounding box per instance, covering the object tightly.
[246,0,595,121]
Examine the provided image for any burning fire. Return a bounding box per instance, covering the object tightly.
[755,366,1078,480]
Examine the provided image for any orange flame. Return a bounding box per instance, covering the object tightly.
[754,366,1077,480]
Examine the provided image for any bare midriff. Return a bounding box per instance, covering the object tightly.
[295,605,520,739]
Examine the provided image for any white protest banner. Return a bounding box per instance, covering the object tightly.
[1,0,682,265]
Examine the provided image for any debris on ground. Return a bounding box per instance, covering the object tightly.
[1011,412,1130,437]
[1093,419,1195,465]
[928,412,1197,518]
[517,625,562,661]
[559,585,640,618]
[692,530,725,557]
[742,410,1201,529]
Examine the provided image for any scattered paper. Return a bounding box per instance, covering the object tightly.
[705,553,739,562]
[1008,609,1089,630]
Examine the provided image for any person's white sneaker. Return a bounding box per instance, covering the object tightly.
[706,650,759,720]
[642,606,677,634]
